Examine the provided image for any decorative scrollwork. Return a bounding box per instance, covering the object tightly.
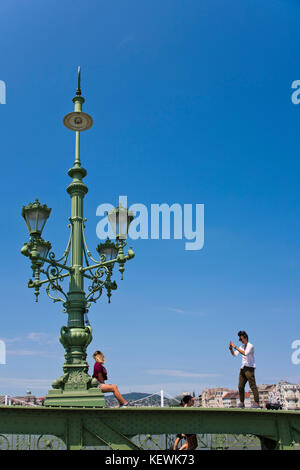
[48,251,56,260]
[48,226,72,265]
[47,252,67,277]
[0,434,9,450]
[43,263,69,304]
[82,224,101,265]
[86,266,110,303]
[23,210,134,306]
[36,435,65,450]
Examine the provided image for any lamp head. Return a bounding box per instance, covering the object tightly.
[96,237,118,260]
[22,199,51,237]
[107,204,134,240]
[36,239,52,262]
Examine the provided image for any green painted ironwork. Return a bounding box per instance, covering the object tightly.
[20,68,135,407]
[1,406,300,450]
[0,432,262,451]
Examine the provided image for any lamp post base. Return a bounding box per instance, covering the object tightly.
[44,387,106,408]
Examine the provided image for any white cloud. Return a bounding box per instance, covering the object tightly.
[167,307,206,316]
[7,349,62,359]
[0,332,57,346]
[27,332,57,345]
[0,337,22,344]
[168,307,185,314]
[146,369,222,378]
[0,377,52,393]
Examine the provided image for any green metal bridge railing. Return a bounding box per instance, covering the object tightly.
[1,405,300,450]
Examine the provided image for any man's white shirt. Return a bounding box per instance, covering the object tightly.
[233,342,256,368]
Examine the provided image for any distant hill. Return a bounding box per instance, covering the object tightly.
[105,392,181,407]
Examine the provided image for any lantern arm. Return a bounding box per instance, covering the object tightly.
[37,224,72,271]
[82,238,106,278]
[114,241,135,280]
[22,224,72,270]
[28,262,70,304]
[28,271,70,287]
[80,242,135,274]
[81,259,116,303]
[46,224,72,264]
[82,224,101,265]
[38,255,74,273]
[80,257,117,274]
[23,227,73,275]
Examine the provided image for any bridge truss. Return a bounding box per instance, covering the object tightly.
[0,405,300,450]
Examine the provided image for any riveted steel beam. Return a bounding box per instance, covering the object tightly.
[1,406,300,450]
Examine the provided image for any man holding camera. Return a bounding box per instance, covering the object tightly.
[229,330,260,408]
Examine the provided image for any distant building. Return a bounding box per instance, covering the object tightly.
[249,384,275,408]
[12,390,37,406]
[269,381,300,410]
[201,388,230,408]
[296,385,300,407]
[194,394,202,407]
[206,383,276,409]
[222,391,239,408]
[222,391,251,408]
[244,392,251,408]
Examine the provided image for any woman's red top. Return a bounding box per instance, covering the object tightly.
[93,362,108,382]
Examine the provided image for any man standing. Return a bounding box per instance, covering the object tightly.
[229,331,260,408]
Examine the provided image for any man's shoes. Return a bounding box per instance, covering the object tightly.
[120,402,129,408]
[251,404,261,409]
[237,402,245,408]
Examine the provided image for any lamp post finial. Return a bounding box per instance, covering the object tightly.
[76,66,81,96]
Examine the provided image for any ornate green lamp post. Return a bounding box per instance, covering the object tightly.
[21,68,135,407]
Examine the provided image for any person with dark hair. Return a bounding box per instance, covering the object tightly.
[92,350,128,407]
[173,395,198,450]
[229,331,260,409]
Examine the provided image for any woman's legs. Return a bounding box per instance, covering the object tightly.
[179,434,188,450]
[100,384,127,405]
[173,437,181,450]
[179,442,188,450]
[186,435,198,450]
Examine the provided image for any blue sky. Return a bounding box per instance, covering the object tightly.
[1,0,300,398]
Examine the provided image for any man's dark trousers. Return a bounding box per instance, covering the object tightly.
[238,366,259,403]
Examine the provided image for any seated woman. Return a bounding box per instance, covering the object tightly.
[173,395,198,450]
[92,350,128,407]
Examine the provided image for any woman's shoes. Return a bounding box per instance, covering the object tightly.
[120,402,129,407]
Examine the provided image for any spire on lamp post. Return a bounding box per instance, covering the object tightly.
[63,66,93,169]
[76,65,82,96]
